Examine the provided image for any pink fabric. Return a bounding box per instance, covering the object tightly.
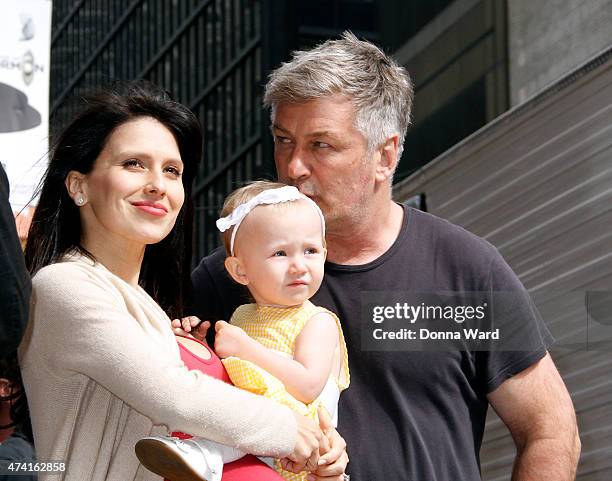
[169,338,284,481]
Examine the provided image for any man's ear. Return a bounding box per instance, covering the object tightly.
[65,171,87,203]
[224,256,249,286]
[375,135,399,183]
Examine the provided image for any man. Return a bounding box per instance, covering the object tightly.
[190,32,580,480]
[0,164,31,356]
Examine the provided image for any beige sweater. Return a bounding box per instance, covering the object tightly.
[19,254,296,481]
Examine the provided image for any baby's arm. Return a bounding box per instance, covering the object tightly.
[215,313,339,404]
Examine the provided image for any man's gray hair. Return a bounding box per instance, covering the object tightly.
[264,31,414,157]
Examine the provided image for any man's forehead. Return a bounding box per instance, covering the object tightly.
[272,97,356,134]
[281,93,353,111]
[272,122,340,140]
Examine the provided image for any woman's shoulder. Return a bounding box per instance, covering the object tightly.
[33,256,94,285]
[32,255,117,300]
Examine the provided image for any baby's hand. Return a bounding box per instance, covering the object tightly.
[214,321,252,359]
[171,316,210,341]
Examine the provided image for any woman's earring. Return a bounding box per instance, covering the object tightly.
[75,196,85,206]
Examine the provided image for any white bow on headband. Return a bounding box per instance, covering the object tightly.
[216,186,326,256]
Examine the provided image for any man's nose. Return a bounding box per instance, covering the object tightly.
[286,147,311,181]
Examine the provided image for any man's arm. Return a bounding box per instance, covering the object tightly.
[191,246,249,321]
[487,353,581,481]
[0,165,31,355]
[190,246,251,344]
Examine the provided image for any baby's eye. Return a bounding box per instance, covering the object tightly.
[273,250,287,257]
[305,247,319,255]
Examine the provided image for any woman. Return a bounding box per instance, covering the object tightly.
[19,82,345,480]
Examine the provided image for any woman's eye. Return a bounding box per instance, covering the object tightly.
[164,166,182,176]
[123,159,143,168]
[273,250,287,257]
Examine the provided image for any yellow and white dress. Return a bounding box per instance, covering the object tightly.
[222,300,350,481]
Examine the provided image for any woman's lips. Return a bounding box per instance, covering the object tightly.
[131,201,168,217]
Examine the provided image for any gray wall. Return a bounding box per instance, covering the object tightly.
[393,0,507,125]
[509,0,612,106]
[395,48,612,480]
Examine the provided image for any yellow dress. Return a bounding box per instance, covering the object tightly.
[222,300,350,481]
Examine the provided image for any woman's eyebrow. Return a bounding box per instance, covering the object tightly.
[115,151,183,165]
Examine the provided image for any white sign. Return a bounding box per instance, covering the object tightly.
[0,0,52,211]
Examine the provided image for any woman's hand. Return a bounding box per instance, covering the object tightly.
[171,316,209,340]
[309,407,349,480]
[280,413,327,473]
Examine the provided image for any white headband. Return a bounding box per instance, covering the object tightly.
[216,186,326,256]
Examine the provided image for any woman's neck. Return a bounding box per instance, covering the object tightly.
[81,233,145,286]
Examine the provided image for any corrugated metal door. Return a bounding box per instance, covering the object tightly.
[394,48,612,480]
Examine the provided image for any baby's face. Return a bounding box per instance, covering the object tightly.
[233,200,326,307]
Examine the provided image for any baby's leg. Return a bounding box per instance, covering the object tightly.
[135,435,245,481]
[190,437,245,464]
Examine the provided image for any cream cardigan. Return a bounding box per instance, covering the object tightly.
[19,254,296,481]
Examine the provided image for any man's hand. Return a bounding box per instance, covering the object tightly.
[214,321,254,359]
[280,413,327,474]
[171,316,210,341]
[309,407,349,481]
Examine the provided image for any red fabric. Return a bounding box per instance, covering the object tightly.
[176,338,231,383]
[168,338,284,481]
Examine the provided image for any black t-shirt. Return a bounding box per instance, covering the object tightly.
[191,205,553,481]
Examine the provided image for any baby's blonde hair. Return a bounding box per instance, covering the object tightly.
[220,180,293,255]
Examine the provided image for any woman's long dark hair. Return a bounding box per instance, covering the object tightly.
[24,81,202,319]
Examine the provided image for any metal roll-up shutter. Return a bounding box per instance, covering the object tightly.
[394,47,612,480]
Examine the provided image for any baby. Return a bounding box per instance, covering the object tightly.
[136,181,349,481]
